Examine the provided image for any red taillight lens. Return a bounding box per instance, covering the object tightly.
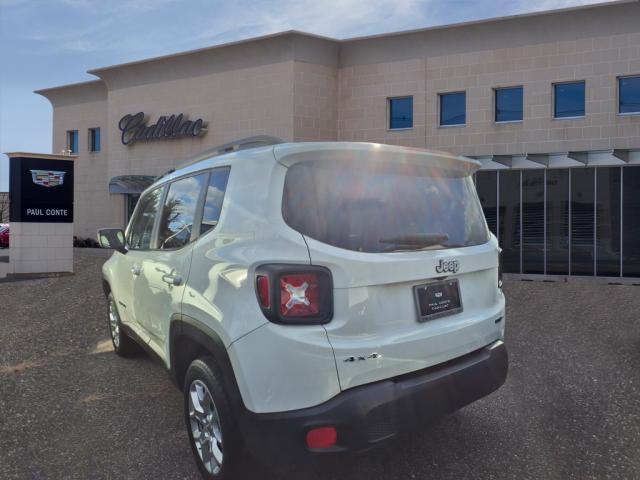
[255,265,332,324]
[256,275,270,308]
[279,273,320,317]
[306,426,337,449]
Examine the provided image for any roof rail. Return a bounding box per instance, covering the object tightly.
[156,135,285,180]
[170,135,284,173]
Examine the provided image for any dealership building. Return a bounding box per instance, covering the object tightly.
[36,0,640,277]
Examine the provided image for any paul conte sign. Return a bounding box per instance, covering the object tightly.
[118,112,207,146]
[9,155,74,223]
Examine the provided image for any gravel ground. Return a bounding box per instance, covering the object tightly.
[1,253,639,479]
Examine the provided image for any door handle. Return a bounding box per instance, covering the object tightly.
[162,274,183,286]
[131,265,141,276]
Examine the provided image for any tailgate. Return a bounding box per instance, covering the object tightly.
[306,237,505,391]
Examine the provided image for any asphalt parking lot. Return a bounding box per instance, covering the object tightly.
[1,252,639,479]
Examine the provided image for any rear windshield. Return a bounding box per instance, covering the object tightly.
[282,160,488,253]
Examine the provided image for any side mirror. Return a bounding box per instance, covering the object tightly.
[97,228,127,254]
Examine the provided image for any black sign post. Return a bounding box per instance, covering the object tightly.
[8,154,74,223]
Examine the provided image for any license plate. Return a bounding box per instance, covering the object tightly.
[413,279,462,322]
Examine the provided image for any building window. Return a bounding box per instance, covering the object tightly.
[495,86,523,122]
[439,92,466,126]
[388,97,413,129]
[67,130,78,153]
[553,81,585,118]
[89,128,101,152]
[618,75,640,114]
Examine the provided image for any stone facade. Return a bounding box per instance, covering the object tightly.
[36,0,640,237]
[9,223,74,274]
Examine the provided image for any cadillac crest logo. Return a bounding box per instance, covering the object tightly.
[30,170,66,188]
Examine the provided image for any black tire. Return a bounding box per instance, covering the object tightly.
[106,292,139,357]
[184,356,244,479]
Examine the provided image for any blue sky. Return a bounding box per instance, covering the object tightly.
[0,0,612,191]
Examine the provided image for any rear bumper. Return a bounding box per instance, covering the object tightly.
[239,340,508,464]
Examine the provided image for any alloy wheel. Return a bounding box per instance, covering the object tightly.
[108,299,121,348]
[188,379,224,476]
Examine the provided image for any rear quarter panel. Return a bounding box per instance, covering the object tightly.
[180,151,312,347]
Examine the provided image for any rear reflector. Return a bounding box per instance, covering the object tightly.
[306,426,337,449]
[256,275,270,308]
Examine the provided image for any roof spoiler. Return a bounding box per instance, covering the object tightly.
[275,142,481,175]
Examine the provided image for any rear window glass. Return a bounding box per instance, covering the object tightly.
[282,160,488,253]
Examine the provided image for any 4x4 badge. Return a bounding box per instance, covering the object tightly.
[435,259,459,274]
[344,353,382,362]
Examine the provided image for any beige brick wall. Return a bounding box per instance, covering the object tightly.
[47,82,121,239]
[37,1,640,239]
[9,223,73,274]
[423,32,640,157]
[338,59,426,148]
[103,60,296,186]
[293,61,337,141]
[338,33,640,157]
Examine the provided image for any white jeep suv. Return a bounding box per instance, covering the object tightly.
[98,137,507,479]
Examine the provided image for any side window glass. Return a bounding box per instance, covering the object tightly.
[128,187,163,250]
[201,167,231,235]
[158,173,208,250]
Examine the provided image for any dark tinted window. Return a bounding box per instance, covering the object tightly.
[498,170,521,273]
[440,92,466,126]
[546,169,569,275]
[570,168,594,275]
[128,187,163,250]
[89,128,101,152]
[283,160,488,253]
[522,170,544,274]
[596,167,621,276]
[619,76,640,114]
[201,167,230,235]
[158,174,207,250]
[623,167,640,277]
[495,87,523,122]
[476,171,497,236]
[554,82,585,118]
[389,97,413,129]
[67,130,78,153]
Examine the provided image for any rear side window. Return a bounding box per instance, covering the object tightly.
[128,187,163,250]
[200,167,231,235]
[158,173,208,250]
[283,160,488,253]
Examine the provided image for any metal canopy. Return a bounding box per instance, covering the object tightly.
[474,149,638,170]
[108,175,155,194]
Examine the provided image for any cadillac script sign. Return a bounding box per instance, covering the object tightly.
[118,112,207,146]
[9,156,74,223]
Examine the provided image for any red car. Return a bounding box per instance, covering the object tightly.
[0,224,9,248]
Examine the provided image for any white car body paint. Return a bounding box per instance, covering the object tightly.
[102,142,505,414]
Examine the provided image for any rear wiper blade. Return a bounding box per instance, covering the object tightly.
[378,233,450,247]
